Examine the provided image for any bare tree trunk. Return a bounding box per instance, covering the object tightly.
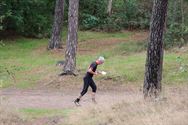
[48,0,64,50]
[63,0,79,75]
[181,0,184,37]
[143,0,168,98]
[172,0,177,23]
[181,0,184,26]
[107,0,113,16]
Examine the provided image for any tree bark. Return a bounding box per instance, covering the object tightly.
[107,0,113,16]
[63,0,79,75]
[48,0,64,50]
[143,0,168,98]
[172,0,177,23]
[181,0,184,38]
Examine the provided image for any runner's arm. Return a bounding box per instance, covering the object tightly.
[88,68,97,75]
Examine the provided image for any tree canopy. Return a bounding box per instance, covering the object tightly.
[0,0,188,47]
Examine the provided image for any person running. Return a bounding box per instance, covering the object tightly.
[74,56,105,106]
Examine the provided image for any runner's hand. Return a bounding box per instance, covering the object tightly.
[94,72,98,75]
[97,71,103,74]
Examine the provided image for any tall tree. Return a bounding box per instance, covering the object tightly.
[181,0,184,39]
[48,0,64,50]
[107,0,113,16]
[143,0,168,98]
[63,0,79,75]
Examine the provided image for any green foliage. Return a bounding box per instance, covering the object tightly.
[1,0,188,49]
[121,0,150,29]
[0,0,55,38]
[164,0,188,48]
[79,0,152,31]
[79,0,107,30]
[79,0,107,19]
[80,14,99,30]
[98,15,121,32]
[164,24,188,48]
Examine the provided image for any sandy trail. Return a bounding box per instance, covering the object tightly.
[0,87,142,125]
[1,86,188,125]
[0,87,142,109]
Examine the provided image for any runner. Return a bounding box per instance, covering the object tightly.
[74,56,105,106]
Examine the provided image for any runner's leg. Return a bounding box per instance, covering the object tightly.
[74,77,90,105]
[80,77,90,97]
[90,78,97,103]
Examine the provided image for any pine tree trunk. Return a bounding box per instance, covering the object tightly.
[143,0,168,98]
[63,0,79,75]
[48,0,64,50]
[172,0,177,23]
[181,0,184,39]
[107,0,113,16]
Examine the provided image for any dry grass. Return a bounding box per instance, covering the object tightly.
[64,86,188,125]
[1,86,187,125]
[0,106,26,125]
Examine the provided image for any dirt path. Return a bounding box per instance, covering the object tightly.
[0,86,143,125]
[1,86,188,125]
[0,87,142,109]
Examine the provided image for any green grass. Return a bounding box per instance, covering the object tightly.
[78,31,132,42]
[0,30,188,89]
[0,31,133,88]
[163,53,188,85]
[115,41,147,54]
[0,38,60,88]
[78,41,188,84]
[94,54,146,82]
[61,30,132,43]
[20,108,73,119]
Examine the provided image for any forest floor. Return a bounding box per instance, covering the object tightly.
[0,30,188,125]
